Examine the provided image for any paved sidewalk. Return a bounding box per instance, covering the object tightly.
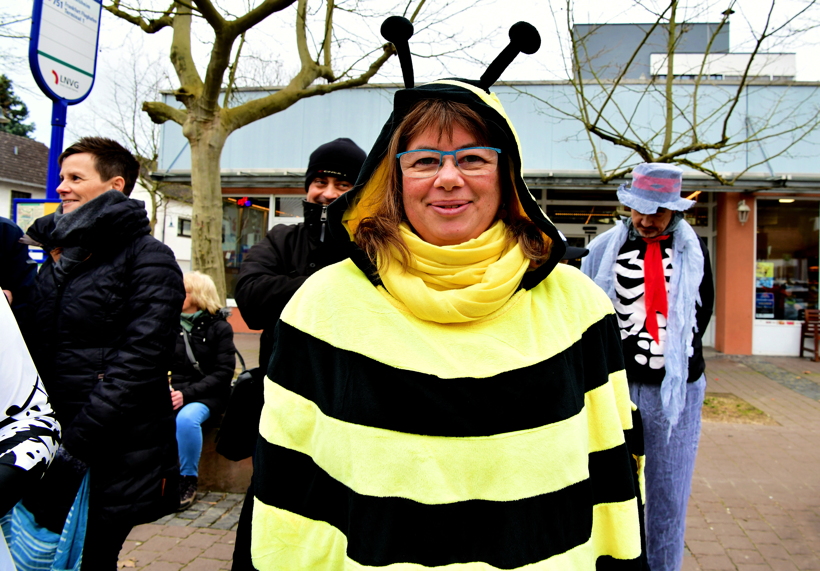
[682,353,820,571]
[118,349,820,570]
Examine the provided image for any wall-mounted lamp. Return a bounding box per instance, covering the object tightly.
[778,198,795,204]
[737,199,751,226]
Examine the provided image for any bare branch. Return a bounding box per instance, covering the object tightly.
[169,1,203,104]
[143,100,187,125]
[223,32,246,108]
[192,0,226,32]
[104,0,175,33]
[226,44,392,132]
[231,0,295,35]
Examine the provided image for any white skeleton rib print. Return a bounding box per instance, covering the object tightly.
[614,247,673,370]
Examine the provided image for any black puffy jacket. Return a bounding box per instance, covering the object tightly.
[234,200,347,370]
[0,215,37,322]
[170,309,235,415]
[25,198,184,525]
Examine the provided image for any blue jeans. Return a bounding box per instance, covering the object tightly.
[630,375,706,571]
[176,402,211,477]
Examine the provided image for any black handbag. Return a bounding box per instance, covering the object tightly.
[214,350,264,461]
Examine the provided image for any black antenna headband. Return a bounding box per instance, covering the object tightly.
[380,17,541,90]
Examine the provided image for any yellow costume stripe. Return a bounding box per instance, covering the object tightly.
[591,500,643,561]
[282,261,615,380]
[585,374,629,454]
[251,498,642,570]
[260,380,592,504]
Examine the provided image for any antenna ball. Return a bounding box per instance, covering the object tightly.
[509,22,541,54]
[381,16,414,43]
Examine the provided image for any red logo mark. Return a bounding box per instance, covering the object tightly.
[51,70,59,84]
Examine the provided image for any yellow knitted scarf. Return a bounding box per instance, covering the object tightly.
[379,221,529,323]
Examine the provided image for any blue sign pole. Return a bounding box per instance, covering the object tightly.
[46,99,68,199]
[29,0,102,201]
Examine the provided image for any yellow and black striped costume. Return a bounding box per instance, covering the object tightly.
[246,79,646,569]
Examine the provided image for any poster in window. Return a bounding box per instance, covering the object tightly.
[755,292,775,319]
[756,261,774,289]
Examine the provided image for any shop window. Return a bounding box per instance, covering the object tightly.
[274,197,303,219]
[755,200,819,320]
[222,197,270,298]
[178,217,192,237]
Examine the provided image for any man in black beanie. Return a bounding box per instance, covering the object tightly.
[231,138,365,569]
[235,137,366,371]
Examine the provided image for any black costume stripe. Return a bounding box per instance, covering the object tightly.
[254,441,612,569]
[589,444,640,505]
[270,314,625,438]
[596,555,645,570]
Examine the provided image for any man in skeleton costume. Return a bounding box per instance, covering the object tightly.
[582,163,714,571]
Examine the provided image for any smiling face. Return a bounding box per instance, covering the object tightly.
[401,125,501,246]
[306,176,353,205]
[630,207,674,238]
[57,152,125,213]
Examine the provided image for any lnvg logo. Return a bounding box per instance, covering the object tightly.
[51,70,80,91]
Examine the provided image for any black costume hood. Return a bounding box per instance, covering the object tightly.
[328,20,567,290]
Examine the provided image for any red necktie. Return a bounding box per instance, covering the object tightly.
[642,235,671,344]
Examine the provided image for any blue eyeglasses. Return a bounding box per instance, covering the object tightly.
[396,147,502,178]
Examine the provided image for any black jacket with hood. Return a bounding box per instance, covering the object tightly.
[170,308,235,415]
[238,77,647,569]
[234,199,347,370]
[24,192,184,524]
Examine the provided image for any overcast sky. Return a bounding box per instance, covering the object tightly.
[5,0,820,147]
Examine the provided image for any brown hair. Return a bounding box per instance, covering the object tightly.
[59,137,141,196]
[354,99,551,270]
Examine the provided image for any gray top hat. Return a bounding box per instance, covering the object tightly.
[616,163,695,214]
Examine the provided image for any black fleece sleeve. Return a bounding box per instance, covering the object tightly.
[696,237,714,336]
[0,217,37,312]
[234,226,308,331]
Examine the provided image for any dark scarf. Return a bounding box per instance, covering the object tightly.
[49,191,130,279]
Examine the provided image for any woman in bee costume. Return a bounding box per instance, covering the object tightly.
[238,17,646,570]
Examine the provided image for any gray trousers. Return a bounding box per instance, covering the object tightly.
[630,375,706,571]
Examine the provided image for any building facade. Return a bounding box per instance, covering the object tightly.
[151,22,820,356]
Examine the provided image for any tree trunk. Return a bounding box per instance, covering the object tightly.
[186,117,229,303]
[147,184,159,234]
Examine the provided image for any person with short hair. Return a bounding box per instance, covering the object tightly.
[22,136,184,569]
[170,271,236,510]
[234,137,367,372]
[582,163,714,571]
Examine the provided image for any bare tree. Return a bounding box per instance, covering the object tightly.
[70,42,176,232]
[525,0,820,184]
[102,0,475,301]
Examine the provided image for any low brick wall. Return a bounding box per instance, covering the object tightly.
[198,425,253,493]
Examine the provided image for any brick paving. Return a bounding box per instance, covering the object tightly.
[118,347,820,570]
[682,352,820,571]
